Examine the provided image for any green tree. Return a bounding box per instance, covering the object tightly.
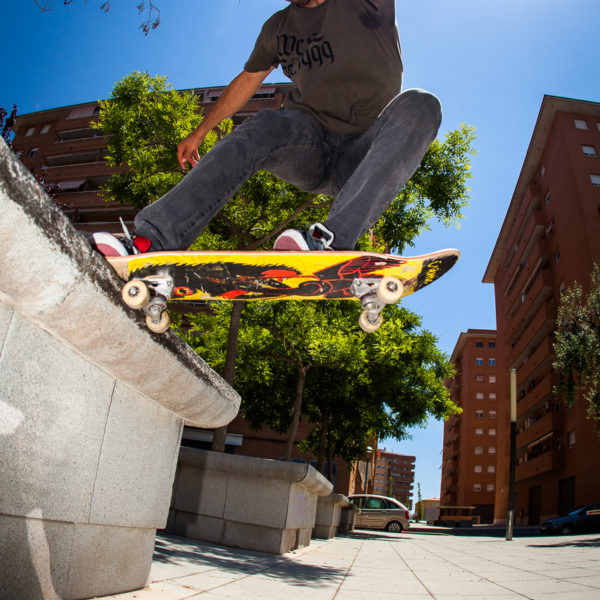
[91,71,210,210]
[416,483,423,521]
[554,264,600,427]
[297,304,456,468]
[97,70,475,456]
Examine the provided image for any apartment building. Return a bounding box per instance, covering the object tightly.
[484,96,600,525]
[441,330,498,524]
[372,450,415,507]
[12,83,293,234]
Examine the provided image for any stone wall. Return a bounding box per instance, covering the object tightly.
[0,139,240,600]
[167,448,333,554]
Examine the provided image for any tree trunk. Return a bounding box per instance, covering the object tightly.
[211,302,243,452]
[327,431,334,483]
[316,409,329,474]
[284,365,307,461]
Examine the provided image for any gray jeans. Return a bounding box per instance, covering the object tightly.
[134,88,442,250]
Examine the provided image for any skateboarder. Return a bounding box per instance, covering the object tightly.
[92,0,442,257]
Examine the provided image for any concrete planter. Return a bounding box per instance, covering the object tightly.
[0,139,240,600]
[167,448,333,554]
[313,493,352,539]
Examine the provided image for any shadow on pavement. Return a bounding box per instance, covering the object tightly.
[527,536,600,548]
[153,534,347,588]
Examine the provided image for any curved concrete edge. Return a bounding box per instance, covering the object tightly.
[0,139,240,428]
[318,493,351,507]
[179,448,334,497]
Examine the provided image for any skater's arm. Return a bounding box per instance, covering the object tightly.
[178,68,274,170]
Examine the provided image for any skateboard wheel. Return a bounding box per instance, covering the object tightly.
[145,311,170,334]
[359,310,383,333]
[376,276,404,304]
[122,280,150,309]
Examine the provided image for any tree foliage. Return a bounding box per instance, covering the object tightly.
[179,299,458,466]
[96,70,473,463]
[91,71,208,209]
[554,264,600,427]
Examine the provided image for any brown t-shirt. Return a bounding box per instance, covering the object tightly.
[244,0,403,134]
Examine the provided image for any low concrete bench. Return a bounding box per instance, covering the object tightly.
[167,448,333,554]
[0,139,240,600]
[313,493,350,539]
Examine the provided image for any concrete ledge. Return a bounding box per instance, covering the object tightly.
[168,449,333,554]
[0,139,241,599]
[0,138,240,429]
[313,493,351,539]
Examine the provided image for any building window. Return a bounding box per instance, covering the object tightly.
[591,174,600,187]
[476,393,484,400]
[568,431,576,449]
[488,342,496,349]
[476,410,484,419]
[488,446,496,455]
[583,145,597,157]
[574,119,588,130]
[486,483,495,492]
[540,165,546,178]
[27,147,39,157]
[488,465,496,474]
[25,127,35,137]
[489,359,496,366]
[554,250,561,264]
[473,484,482,492]
[489,410,497,419]
[489,428,497,437]
[545,191,551,205]
[475,428,484,436]
[475,446,483,455]
[476,375,485,382]
[476,358,484,365]
[489,393,496,400]
[476,341,484,348]
[40,124,51,134]
[489,375,496,383]
[474,465,482,473]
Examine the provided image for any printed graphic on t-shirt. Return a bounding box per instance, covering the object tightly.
[277,33,335,78]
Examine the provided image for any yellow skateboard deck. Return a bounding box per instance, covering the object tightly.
[107,248,459,333]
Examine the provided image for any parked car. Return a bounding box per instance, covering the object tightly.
[540,504,600,535]
[348,494,410,533]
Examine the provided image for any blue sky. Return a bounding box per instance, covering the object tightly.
[3,0,600,503]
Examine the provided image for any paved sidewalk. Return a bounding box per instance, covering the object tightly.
[99,529,600,600]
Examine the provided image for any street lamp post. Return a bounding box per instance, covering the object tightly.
[363,446,374,495]
[506,368,517,541]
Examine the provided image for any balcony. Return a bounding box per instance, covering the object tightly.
[507,268,554,346]
[502,210,546,296]
[500,191,541,275]
[517,409,563,449]
[505,238,551,321]
[516,447,563,481]
[509,301,556,368]
[518,372,555,415]
[516,336,555,387]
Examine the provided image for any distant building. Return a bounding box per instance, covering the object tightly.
[441,329,498,525]
[373,450,415,507]
[483,95,600,525]
[415,497,440,523]
[12,83,293,234]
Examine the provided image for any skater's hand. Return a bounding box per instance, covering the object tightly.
[178,129,205,170]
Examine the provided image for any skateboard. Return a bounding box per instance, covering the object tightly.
[106,248,460,334]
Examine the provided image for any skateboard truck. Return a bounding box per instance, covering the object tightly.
[121,275,174,333]
[350,276,404,333]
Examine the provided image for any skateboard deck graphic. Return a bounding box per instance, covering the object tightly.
[107,248,459,333]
